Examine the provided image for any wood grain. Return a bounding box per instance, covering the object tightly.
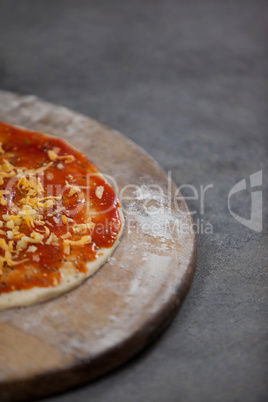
[0,90,197,401]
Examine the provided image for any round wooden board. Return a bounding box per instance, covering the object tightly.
[0,90,197,401]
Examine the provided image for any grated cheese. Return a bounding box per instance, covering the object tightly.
[48,148,75,164]
[0,141,94,272]
[61,232,71,239]
[62,215,67,224]
[45,233,59,246]
[96,186,104,199]
[63,235,92,254]
[27,245,37,253]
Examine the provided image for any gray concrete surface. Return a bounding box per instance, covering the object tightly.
[0,1,267,401]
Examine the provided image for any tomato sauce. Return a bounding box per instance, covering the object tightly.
[0,122,122,293]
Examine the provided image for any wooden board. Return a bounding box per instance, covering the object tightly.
[0,90,197,401]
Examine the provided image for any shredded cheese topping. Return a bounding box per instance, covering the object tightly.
[48,148,75,164]
[96,186,104,199]
[0,144,95,275]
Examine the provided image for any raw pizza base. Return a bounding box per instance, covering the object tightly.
[0,125,125,310]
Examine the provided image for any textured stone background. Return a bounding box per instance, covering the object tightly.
[0,1,267,401]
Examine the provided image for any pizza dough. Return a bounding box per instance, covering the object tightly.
[0,122,124,309]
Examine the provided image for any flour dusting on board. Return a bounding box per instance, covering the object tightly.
[124,185,191,241]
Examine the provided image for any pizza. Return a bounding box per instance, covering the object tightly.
[0,121,124,309]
